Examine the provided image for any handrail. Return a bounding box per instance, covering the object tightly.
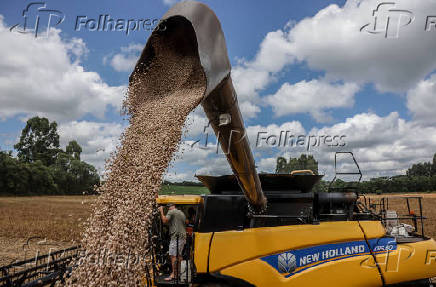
[290,170,315,175]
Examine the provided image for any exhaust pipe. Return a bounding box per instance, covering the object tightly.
[130,1,266,211]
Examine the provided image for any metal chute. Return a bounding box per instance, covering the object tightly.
[130,1,266,211]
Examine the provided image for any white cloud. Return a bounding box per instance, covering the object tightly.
[58,121,125,172]
[105,43,143,72]
[265,79,359,122]
[286,0,436,92]
[183,107,209,138]
[162,0,179,6]
[238,101,261,119]
[310,112,436,178]
[232,29,296,118]
[233,30,295,100]
[257,157,277,173]
[407,73,436,124]
[172,141,216,166]
[195,157,232,176]
[166,110,436,181]
[231,0,436,120]
[0,16,125,122]
[231,0,436,104]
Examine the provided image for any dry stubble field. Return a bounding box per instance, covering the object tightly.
[364,193,436,239]
[0,196,93,265]
[1,194,436,266]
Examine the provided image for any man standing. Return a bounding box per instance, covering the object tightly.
[159,203,186,281]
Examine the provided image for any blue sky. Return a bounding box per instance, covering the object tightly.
[1,0,436,181]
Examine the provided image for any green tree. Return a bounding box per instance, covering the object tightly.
[1,119,99,195]
[66,140,82,160]
[26,160,57,194]
[275,154,319,174]
[305,155,319,174]
[0,151,29,195]
[0,151,57,195]
[275,157,289,173]
[50,148,100,195]
[407,162,432,177]
[14,117,60,166]
[432,153,436,176]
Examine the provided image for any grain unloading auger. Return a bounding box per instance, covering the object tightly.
[130,1,266,213]
[132,2,436,286]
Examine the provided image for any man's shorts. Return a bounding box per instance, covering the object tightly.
[169,237,185,256]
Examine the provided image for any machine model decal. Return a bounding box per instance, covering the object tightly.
[261,237,396,278]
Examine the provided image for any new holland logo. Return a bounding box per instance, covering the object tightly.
[261,238,397,278]
[278,252,296,273]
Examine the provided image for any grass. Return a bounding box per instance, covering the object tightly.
[159,185,209,195]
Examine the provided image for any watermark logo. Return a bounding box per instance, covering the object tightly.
[7,236,63,266]
[74,15,162,36]
[10,2,65,38]
[360,2,414,38]
[189,125,346,153]
[425,250,436,265]
[360,243,413,273]
[425,16,436,32]
[190,121,247,155]
[256,132,346,151]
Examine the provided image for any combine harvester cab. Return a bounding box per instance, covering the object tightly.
[133,2,436,286]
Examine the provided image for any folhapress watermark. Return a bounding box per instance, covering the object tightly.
[425,250,436,265]
[10,2,162,38]
[10,2,65,38]
[189,122,347,153]
[361,2,436,38]
[74,15,161,36]
[76,249,148,269]
[256,132,346,151]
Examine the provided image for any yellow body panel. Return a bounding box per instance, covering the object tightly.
[220,254,383,287]
[207,221,384,272]
[358,220,387,238]
[193,232,213,273]
[193,221,436,286]
[156,195,203,205]
[371,239,436,284]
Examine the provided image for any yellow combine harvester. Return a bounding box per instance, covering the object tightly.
[150,182,436,287]
[133,2,436,286]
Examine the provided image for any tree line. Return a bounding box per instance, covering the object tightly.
[275,154,436,193]
[162,180,204,186]
[0,117,100,195]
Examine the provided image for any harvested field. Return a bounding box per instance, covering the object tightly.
[0,196,92,266]
[1,193,436,275]
[363,193,436,239]
[0,196,92,242]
